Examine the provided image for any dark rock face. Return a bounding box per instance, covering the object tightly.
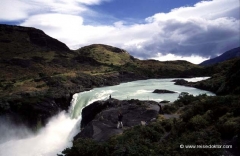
[75,99,159,142]
[80,100,115,128]
[153,89,176,94]
[0,94,73,129]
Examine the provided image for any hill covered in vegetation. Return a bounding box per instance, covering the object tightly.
[62,94,240,156]
[0,24,239,156]
[0,24,239,155]
[175,58,240,95]
[0,24,203,100]
[61,58,240,156]
[0,24,208,129]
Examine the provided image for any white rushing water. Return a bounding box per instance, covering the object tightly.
[0,77,214,156]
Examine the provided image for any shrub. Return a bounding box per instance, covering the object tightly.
[61,138,104,156]
[36,84,46,88]
[163,104,179,114]
[217,113,240,139]
[189,115,209,130]
[38,73,47,78]
[175,92,195,105]
[161,119,173,132]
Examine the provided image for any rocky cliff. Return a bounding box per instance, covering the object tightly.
[75,98,160,142]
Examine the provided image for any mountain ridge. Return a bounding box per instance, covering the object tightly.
[200,47,240,66]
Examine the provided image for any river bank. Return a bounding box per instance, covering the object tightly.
[61,94,240,156]
[0,77,215,156]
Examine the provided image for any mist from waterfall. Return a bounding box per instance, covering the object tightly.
[0,77,214,156]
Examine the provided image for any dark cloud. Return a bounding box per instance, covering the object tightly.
[8,0,238,64]
[129,17,240,59]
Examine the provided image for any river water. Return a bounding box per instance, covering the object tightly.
[0,77,214,156]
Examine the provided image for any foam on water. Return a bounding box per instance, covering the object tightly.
[0,112,80,156]
[0,77,215,156]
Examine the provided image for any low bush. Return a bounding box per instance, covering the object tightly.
[61,95,240,156]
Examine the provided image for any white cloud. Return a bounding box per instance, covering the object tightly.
[146,0,239,22]
[151,53,209,64]
[0,0,109,21]
[1,0,240,64]
[75,0,111,5]
[0,0,32,21]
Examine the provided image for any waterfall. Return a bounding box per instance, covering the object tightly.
[0,89,115,156]
[0,94,82,156]
[0,77,214,156]
[0,114,78,156]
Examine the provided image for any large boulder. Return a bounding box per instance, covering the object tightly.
[75,99,159,142]
[80,99,115,128]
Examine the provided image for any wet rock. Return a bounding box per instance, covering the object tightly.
[159,100,170,103]
[172,79,189,85]
[153,89,176,94]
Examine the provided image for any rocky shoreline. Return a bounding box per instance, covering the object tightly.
[0,73,156,130]
[0,70,191,130]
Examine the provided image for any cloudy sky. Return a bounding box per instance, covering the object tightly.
[0,0,239,64]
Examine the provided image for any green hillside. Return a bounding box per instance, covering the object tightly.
[1,24,240,155]
[0,24,76,98]
[0,24,225,130]
[183,58,240,95]
[75,44,201,77]
[0,24,204,100]
[62,58,240,156]
[76,44,134,66]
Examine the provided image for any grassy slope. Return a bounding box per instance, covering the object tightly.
[0,25,76,97]
[0,25,203,99]
[75,44,201,77]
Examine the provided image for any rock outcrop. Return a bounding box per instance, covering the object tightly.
[153,89,176,94]
[172,79,189,86]
[0,94,73,129]
[74,99,160,142]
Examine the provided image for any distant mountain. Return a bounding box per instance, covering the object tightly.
[200,47,240,66]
